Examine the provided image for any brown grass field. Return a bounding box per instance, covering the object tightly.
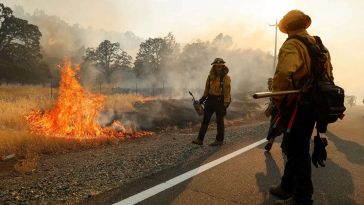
[0,85,144,171]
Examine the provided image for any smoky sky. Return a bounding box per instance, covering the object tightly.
[2,0,364,101]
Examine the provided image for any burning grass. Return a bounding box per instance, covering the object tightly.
[26,61,107,138]
[0,84,150,165]
[25,60,152,139]
[0,62,262,173]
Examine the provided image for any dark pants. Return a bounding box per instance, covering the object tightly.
[198,96,225,142]
[280,99,316,205]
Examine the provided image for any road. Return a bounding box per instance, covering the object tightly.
[85,106,364,205]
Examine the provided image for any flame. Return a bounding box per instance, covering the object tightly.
[134,97,156,107]
[26,59,152,139]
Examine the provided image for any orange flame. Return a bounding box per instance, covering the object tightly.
[26,60,152,139]
[140,97,156,103]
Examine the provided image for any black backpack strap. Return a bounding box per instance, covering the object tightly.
[314,36,324,50]
[286,35,327,82]
[313,36,333,82]
[313,36,328,54]
[286,35,318,60]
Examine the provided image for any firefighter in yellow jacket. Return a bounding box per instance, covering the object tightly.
[192,58,231,146]
[269,10,333,205]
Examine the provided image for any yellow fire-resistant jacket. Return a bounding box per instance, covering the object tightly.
[202,66,231,106]
[272,30,334,103]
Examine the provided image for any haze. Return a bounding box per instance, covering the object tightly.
[3,0,364,100]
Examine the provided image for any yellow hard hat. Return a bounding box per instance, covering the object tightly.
[278,10,311,34]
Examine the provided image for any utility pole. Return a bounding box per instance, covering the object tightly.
[269,19,278,74]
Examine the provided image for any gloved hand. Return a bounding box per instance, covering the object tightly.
[312,135,328,168]
[222,106,227,116]
[224,101,230,108]
[199,96,207,105]
[316,120,328,133]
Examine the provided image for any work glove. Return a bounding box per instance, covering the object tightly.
[199,96,207,105]
[316,120,328,133]
[312,134,328,168]
[224,101,230,108]
[223,101,230,116]
[222,106,227,116]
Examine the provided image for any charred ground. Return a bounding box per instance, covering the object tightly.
[118,94,262,131]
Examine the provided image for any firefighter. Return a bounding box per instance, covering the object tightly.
[192,58,231,146]
[269,10,333,205]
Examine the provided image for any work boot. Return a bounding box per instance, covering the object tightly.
[275,197,301,205]
[192,138,203,145]
[209,140,223,146]
[269,185,292,199]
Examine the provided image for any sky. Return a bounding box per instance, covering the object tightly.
[2,0,364,100]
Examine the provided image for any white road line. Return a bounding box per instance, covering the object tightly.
[114,138,267,205]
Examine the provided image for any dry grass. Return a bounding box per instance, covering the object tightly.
[0,85,56,160]
[0,85,146,169]
[0,84,53,98]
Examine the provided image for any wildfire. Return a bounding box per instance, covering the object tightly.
[26,60,152,139]
[140,97,155,103]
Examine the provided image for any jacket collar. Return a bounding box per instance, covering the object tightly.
[288,29,309,37]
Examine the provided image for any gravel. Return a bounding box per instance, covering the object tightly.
[0,116,269,204]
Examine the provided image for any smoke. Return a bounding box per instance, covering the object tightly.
[159,33,273,99]
[108,97,263,131]
[90,33,273,101]
[11,6,143,80]
[110,33,273,130]
[4,4,273,132]
[97,108,116,127]
[8,5,274,96]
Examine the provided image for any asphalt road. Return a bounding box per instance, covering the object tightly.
[91,106,364,205]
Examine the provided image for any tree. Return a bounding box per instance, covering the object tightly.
[0,4,12,30]
[180,40,216,74]
[0,3,13,32]
[0,4,41,58]
[134,33,179,78]
[0,3,47,84]
[85,40,133,83]
[32,62,51,85]
[212,33,233,48]
[134,37,164,77]
[1,18,42,61]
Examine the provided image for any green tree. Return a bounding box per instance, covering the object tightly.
[0,3,47,84]
[134,38,164,77]
[85,40,133,83]
[134,33,179,78]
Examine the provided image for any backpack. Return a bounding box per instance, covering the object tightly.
[287,35,346,133]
